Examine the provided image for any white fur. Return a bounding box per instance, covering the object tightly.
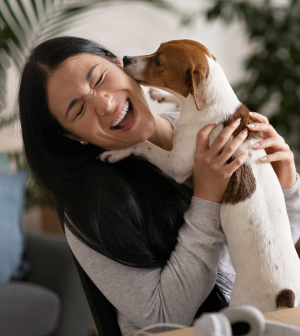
[100,55,300,311]
[149,88,180,107]
[124,55,149,82]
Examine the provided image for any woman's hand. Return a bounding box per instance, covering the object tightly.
[193,119,249,203]
[247,112,297,189]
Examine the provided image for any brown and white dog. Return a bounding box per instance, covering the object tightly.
[99,39,300,312]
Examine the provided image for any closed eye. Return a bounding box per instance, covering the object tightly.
[76,102,85,119]
[93,72,104,88]
[75,72,104,119]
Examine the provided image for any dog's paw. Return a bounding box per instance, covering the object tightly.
[149,88,167,103]
[97,148,133,163]
[149,88,180,107]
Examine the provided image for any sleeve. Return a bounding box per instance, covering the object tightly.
[64,197,225,334]
[117,310,140,336]
[157,111,179,128]
[282,172,300,244]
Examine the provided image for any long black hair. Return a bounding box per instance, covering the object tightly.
[19,36,229,319]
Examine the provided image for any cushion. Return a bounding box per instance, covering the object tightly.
[0,282,61,335]
[0,170,29,282]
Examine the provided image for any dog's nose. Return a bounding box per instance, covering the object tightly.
[123,56,132,66]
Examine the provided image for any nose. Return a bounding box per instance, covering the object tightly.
[123,56,132,66]
[92,91,114,116]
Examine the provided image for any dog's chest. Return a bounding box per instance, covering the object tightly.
[174,113,224,148]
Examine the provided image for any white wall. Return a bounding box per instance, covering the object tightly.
[0,0,251,153]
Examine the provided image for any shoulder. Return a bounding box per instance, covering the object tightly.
[64,223,105,264]
[64,223,118,273]
[65,224,91,259]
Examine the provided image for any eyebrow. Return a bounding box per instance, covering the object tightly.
[65,63,99,120]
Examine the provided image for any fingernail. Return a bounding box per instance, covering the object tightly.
[235,118,241,124]
[252,142,260,148]
[247,124,255,128]
[260,156,267,161]
[242,128,248,134]
[249,112,254,115]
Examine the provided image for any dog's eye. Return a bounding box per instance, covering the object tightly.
[155,57,162,67]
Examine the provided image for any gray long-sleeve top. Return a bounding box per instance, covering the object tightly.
[64,112,300,335]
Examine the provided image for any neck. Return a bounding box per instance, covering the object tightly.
[148,111,174,150]
[134,111,173,162]
[181,57,241,125]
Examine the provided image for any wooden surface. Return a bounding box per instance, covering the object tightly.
[263,307,300,327]
[151,307,300,335]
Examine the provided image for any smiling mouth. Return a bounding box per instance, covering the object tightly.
[110,99,134,130]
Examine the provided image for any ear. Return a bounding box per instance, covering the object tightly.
[116,58,123,67]
[211,54,216,61]
[186,68,208,111]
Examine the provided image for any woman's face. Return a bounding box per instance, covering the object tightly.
[47,53,156,150]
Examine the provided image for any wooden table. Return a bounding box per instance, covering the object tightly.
[151,307,300,335]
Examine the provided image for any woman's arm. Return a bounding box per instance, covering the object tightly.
[65,197,225,332]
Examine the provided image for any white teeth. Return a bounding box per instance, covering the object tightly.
[112,100,129,127]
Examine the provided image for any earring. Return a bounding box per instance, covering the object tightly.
[80,141,85,145]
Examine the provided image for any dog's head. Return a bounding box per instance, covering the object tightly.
[123,39,216,111]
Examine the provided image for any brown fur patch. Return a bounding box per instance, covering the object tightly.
[223,161,256,204]
[222,103,260,204]
[223,103,261,141]
[276,289,295,309]
[140,40,212,110]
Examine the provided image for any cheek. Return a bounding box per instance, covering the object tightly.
[112,71,132,89]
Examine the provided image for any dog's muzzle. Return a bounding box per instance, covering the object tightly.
[123,56,132,66]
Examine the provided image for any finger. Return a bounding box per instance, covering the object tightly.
[249,112,269,124]
[224,151,249,176]
[252,137,289,151]
[195,124,217,154]
[217,128,248,165]
[209,118,242,156]
[246,122,280,139]
[260,151,294,163]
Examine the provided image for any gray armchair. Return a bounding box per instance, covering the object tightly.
[0,231,93,336]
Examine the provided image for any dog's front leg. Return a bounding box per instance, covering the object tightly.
[149,88,180,107]
[99,140,194,184]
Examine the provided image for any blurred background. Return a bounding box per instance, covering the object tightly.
[0,0,299,335]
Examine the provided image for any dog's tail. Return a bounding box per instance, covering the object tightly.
[275,289,295,309]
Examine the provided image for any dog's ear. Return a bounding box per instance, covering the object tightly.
[211,54,216,61]
[186,68,207,111]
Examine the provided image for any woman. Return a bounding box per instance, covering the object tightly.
[19,36,300,335]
